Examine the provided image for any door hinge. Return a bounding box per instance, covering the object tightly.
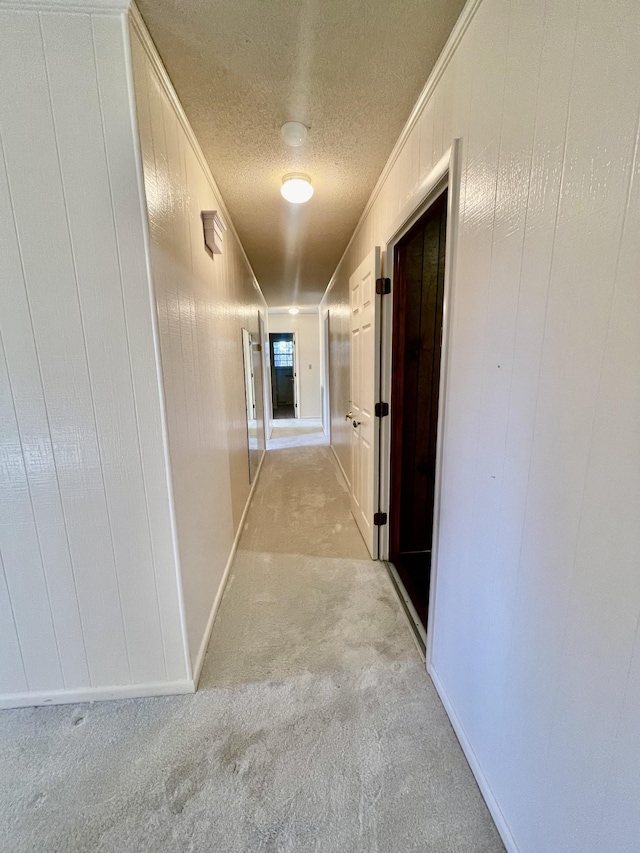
[376,277,391,295]
[375,401,389,417]
[373,512,388,526]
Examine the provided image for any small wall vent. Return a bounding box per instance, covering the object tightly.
[200,210,226,255]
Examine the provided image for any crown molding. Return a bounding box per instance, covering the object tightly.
[0,0,131,11]
[320,0,483,304]
[128,3,267,307]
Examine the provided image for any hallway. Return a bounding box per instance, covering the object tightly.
[267,417,329,450]
[0,441,502,852]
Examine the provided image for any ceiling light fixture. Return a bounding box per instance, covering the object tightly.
[281,173,314,204]
[281,121,308,147]
[288,307,300,315]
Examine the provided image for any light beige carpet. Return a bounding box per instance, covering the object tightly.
[267,417,328,450]
[0,445,504,852]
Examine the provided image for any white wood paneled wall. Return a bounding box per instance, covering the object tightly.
[129,11,268,677]
[322,0,640,850]
[0,7,189,706]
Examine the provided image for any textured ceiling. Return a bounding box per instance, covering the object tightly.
[136,0,466,306]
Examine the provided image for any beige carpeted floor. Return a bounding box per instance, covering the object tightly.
[0,433,504,852]
[267,417,329,450]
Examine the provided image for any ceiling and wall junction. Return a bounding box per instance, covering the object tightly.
[135,0,466,306]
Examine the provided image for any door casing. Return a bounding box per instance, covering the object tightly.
[322,311,331,439]
[378,141,461,666]
[269,332,298,417]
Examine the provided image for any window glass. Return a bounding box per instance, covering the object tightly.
[273,340,293,367]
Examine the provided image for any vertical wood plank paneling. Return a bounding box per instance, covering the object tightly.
[486,0,580,822]
[41,11,165,684]
[0,7,189,701]
[591,105,640,853]
[431,83,445,165]
[179,134,204,450]
[0,10,130,688]
[432,0,511,719]
[598,610,640,852]
[459,0,546,761]
[322,0,640,849]
[0,127,89,690]
[130,19,267,665]
[0,320,62,691]
[0,550,27,693]
[148,73,187,453]
[95,15,188,681]
[503,0,640,845]
[522,0,640,846]
[400,127,419,206]
[440,24,474,149]
[418,97,435,184]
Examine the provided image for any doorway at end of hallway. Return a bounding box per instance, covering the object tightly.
[270,332,297,419]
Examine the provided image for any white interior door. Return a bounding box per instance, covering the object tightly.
[349,247,380,558]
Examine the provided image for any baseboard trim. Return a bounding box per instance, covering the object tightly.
[428,663,520,853]
[191,449,266,688]
[1,450,268,712]
[0,678,195,711]
[330,443,350,489]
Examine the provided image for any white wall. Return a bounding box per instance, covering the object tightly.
[0,4,189,707]
[268,313,321,419]
[322,0,640,850]
[130,10,268,676]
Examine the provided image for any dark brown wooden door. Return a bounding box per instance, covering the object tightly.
[389,190,447,629]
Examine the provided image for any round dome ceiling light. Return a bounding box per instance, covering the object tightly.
[281,173,314,204]
[281,121,308,147]
[288,307,300,315]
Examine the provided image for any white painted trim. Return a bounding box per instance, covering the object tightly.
[330,443,350,490]
[320,0,482,304]
[292,331,300,419]
[425,141,462,668]
[3,444,266,703]
[378,141,461,673]
[258,310,270,446]
[190,449,266,688]
[0,678,194,711]
[321,310,331,438]
[0,0,130,12]
[121,14,192,682]
[386,148,452,249]
[428,664,520,853]
[128,2,267,309]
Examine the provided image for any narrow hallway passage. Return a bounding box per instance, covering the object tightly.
[0,441,503,852]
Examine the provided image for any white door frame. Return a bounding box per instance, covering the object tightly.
[258,310,270,444]
[292,331,300,419]
[378,140,462,667]
[322,310,331,438]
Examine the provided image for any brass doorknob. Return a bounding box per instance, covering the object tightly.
[345,411,354,420]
